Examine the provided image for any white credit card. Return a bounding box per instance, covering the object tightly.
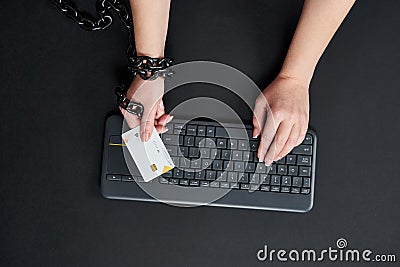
[121,126,175,182]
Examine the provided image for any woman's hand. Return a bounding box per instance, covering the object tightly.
[119,76,173,142]
[253,74,310,166]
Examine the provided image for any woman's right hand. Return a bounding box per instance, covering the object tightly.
[119,76,173,142]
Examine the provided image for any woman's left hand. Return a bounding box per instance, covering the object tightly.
[252,74,310,166]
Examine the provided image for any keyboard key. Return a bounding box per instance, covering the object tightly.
[287,154,296,164]
[221,150,231,160]
[184,170,195,179]
[232,151,243,161]
[122,175,135,182]
[234,161,244,171]
[200,180,209,187]
[210,181,219,187]
[166,145,178,156]
[206,126,215,137]
[202,159,212,169]
[260,185,270,191]
[223,161,233,171]
[107,174,121,181]
[212,160,223,170]
[195,170,205,179]
[238,140,248,150]
[169,178,179,185]
[180,157,190,168]
[297,155,312,166]
[271,175,281,185]
[230,183,239,189]
[199,148,210,158]
[245,162,256,172]
[271,186,280,192]
[227,172,238,182]
[240,183,250,190]
[301,188,310,194]
[249,140,258,151]
[189,147,200,158]
[292,145,312,155]
[174,123,185,129]
[197,125,206,136]
[206,170,216,180]
[190,180,199,186]
[163,134,179,145]
[159,177,169,184]
[288,166,298,176]
[238,173,249,183]
[281,187,290,193]
[260,174,270,184]
[250,174,260,184]
[163,170,172,178]
[255,163,267,173]
[205,138,216,148]
[303,178,311,188]
[210,149,220,159]
[173,168,183,178]
[228,139,237,149]
[277,165,287,175]
[216,138,227,148]
[179,146,188,157]
[190,159,201,169]
[216,171,227,181]
[299,166,311,177]
[186,125,197,135]
[292,177,302,187]
[281,176,291,186]
[184,136,195,146]
[243,151,253,161]
[215,127,228,138]
[291,187,300,194]
[220,182,230,188]
[179,179,189,186]
[303,134,313,144]
[250,184,259,191]
[268,165,276,174]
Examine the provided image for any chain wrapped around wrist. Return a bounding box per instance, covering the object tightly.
[128,55,174,81]
[115,55,174,118]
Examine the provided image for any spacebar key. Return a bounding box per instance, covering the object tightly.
[292,145,312,155]
[215,127,247,139]
[162,134,179,145]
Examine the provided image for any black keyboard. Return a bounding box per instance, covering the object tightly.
[158,119,315,194]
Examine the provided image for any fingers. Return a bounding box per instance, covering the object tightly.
[155,100,165,120]
[257,111,276,162]
[252,96,268,138]
[157,113,173,126]
[140,101,159,142]
[274,123,301,161]
[155,125,168,134]
[263,121,292,166]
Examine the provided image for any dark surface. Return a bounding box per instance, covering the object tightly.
[1,0,399,266]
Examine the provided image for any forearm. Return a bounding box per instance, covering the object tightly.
[279,0,356,85]
[130,0,171,57]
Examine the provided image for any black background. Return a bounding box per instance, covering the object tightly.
[1,0,399,266]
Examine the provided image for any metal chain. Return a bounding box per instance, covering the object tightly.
[50,0,135,58]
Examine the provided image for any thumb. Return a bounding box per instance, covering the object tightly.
[140,101,158,142]
[252,97,267,138]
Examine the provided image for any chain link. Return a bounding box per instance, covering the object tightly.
[50,0,135,57]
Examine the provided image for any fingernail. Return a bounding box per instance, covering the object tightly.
[253,134,258,138]
[145,132,151,142]
[167,115,174,123]
[163,128,169,133]
[265,159,273,166]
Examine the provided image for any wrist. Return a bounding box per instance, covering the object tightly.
[136,48,164,58]
[277,69,313,88]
